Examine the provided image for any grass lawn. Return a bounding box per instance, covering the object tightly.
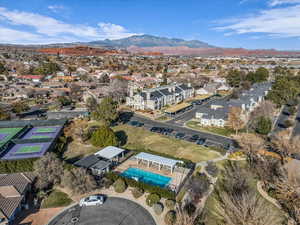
[186,121,235,137]
[41,190,73,208]
[113,125,221,163]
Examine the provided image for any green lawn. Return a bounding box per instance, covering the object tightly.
[186,121,235,137]
[42,190,73,208]
[113,125,221,163]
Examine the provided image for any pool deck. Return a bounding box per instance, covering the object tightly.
[115,157,190,191]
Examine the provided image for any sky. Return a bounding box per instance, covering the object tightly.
[0,0,300,50]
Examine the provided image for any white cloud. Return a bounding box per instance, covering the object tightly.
[268,0,300,6]
[48,5,65,13]
[216,4,300,38]
[0,7,138,44]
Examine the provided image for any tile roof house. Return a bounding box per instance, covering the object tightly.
[126,83,194,110]
[0,172,35,225]
[195,82,272,127]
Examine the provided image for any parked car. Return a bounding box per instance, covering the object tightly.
[196,138,206,145]
[129,121,144,127]
[188,134,199,142]
[175,132,185,139]
[79,195,105,206]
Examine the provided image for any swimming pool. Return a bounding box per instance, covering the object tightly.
[121,168,171,188]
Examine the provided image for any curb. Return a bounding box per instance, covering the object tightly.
[45,202,78,225]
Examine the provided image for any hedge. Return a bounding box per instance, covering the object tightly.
[0,158,37,173]
[105,172,176,200]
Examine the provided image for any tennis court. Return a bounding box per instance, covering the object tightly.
[15,145,42,154]
[21,126,62,140]
[0,127,23,148]
[2,142,51,160]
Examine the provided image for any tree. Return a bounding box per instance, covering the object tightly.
[215,190,282,225]
[226,70,244,88]
[12,101,29,113]
[90,125,118,147]
[164,210,177,225]
[255,116,272,135]
[227,107,245,135]
[146,193,160,207]
[33,153,64,190]
[92,97,118,125]
[271,130,300,159]
[58,96,72,107]
[236,133,265,166]
[113,178,127,193]
[62,168,97,194]
[267,76,300,106]
[85,97,97,112]
[0,107,10,120]
[187,173,210,203]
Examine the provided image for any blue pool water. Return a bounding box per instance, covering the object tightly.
[121,168,171,188]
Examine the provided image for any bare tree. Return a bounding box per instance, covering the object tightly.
[235,133,265,166]
[271,130,300,160]
[33,153,64,190]
[215,190,282,225]
[228,107,245,135]
[62,168,97,194]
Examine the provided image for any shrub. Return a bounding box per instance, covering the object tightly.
[113,178,127,193]
[0,158,37,173]
[284,119,294,128]
[153,202,164,215]
[165,199,176,210]
[255,116,272,135]
[146,193,160,207]
[164,210,177,225]
[131,187,144,199]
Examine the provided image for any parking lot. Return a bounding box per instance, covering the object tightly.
[47,197,156,225]
[126,113,236,151]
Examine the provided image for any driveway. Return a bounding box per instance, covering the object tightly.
[47,197,156,225]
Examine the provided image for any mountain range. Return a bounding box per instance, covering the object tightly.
[86,34,214,48]
[3,34,300,56]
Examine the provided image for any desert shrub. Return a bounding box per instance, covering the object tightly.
[164,210,177,225]
[113,178,127,193]
[146,193,160,207]
[153,202,164,215]
[165,199,176,210]
[131,187,144,199]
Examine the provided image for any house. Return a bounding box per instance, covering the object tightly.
[126,83,194,110]
[195,82,272,127]
[0,172,35,224]
[74,155,111,176]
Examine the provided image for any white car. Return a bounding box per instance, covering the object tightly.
[79,195,104,207]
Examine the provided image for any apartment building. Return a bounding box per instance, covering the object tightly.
[126,83,194,110]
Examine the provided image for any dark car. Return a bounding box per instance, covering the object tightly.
[196,138,206,145]
[188,134,199,142]
[175,132,185,139]
[150,127,159,132]
[129,121,144,127]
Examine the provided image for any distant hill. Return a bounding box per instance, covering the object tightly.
[86,34,214,48]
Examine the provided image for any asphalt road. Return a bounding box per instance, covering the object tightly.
[129,114,236,150]
[273,105,289,133]
[292,106,300,137]
[47,197,156,225]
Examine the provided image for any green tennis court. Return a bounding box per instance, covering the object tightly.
[0,127,23,148]
[30,135,52,139]
[35,127,56,133]
[15,145,42,154]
